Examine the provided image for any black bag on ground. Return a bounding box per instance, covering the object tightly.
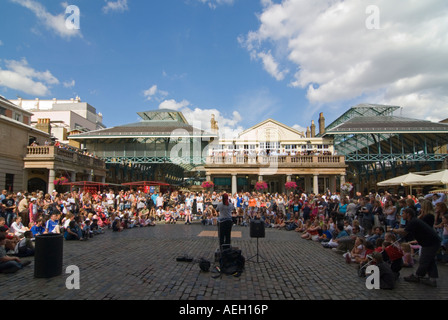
[199,258,211,272]
[219,247,245,276]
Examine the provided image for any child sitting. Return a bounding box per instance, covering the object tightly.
[343,236,366,263]
[370,251,396,290]
[401,242,415,267]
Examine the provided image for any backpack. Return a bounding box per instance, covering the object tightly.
[219,247,245,277]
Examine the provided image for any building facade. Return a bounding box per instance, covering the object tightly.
[205,114,347,195]
[0,96,107,194]
[0,96,50,192]
[10,97,105,144]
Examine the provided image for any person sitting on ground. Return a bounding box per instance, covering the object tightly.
[318,223,333,243]
[366,226,384,244]
[10,216,29,238]
[323,223,349,250]
[64,220,84,241]
[45,212,61,234]
[16,231,35,257]
[343,236,366,264]
[0,233,31,274]
[30,218,46,237]
[370,251,396,290]
[90,218,105,234]
[401,242,415,268]
[112,216,123,232]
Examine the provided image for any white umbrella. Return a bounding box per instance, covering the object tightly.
[377,172,426,194]
[415,169,448,185]
[377,173,425,186]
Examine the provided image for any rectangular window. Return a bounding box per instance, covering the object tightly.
[5,174,14,192]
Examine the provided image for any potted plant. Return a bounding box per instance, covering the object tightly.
[201,181,214,189]
[340,182,353,195]
[285,181,297,191]
[255,181,268,192]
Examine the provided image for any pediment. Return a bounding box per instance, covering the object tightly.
[238,119,304,142]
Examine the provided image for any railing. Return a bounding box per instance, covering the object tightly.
[25,146,106,169]
[206,155,345,166]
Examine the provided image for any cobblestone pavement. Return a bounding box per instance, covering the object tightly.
[1,222,447,301]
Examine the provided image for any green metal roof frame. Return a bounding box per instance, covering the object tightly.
[322,104,448,163]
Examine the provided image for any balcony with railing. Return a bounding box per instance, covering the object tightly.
[205,154,345,167]
[25,145,106,169]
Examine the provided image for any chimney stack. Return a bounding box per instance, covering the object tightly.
[311,120,316,137]
[36,118,51,135]
[318,112,325,135]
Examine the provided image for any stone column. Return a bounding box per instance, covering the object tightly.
[231,174,237,195]
[70,171,76,182]
[313,174,319,195]
[48,169,55,194]
[305,176,311,193]
[329,175,337,194]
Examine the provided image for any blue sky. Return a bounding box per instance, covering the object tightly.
[1,0,447,138]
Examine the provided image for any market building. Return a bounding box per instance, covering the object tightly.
[69,109,218,187]
[204,113,347,194]
[321,104,448,195]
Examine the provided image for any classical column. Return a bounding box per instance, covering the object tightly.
[305,176,311,193]
[231,174,237,195]
[313,174,319,195]
[70,171,76,182]
[48,169,56,194]
[329,176,337,194]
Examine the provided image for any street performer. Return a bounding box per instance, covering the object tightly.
[216,193,234,247]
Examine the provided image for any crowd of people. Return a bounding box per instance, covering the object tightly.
[1,187,447,287]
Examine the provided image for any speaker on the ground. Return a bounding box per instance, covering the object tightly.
[250,219,265,238]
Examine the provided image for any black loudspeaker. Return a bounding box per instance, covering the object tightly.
[250,219,265,238]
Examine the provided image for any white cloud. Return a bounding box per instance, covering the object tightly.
[257,51,288,81]
[102,0,129,14]
[196,0,235,9]
[10,0,81,39]
[63,79,75,88]
[241,0,448,120]
[0,58,59,96]
[143,85,168,101]
[292,124,306,135]
[159,99,190,111]
[157,99,243,138]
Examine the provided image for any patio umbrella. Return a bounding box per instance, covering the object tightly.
[377,173,425,187]
[415,169,448,186]
[377,172,425,194]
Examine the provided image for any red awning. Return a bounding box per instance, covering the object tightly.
[121,181,170,187]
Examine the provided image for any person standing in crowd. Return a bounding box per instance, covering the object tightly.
[216,193,234,248]
[393,207,441,287]
[2,193,17,227]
